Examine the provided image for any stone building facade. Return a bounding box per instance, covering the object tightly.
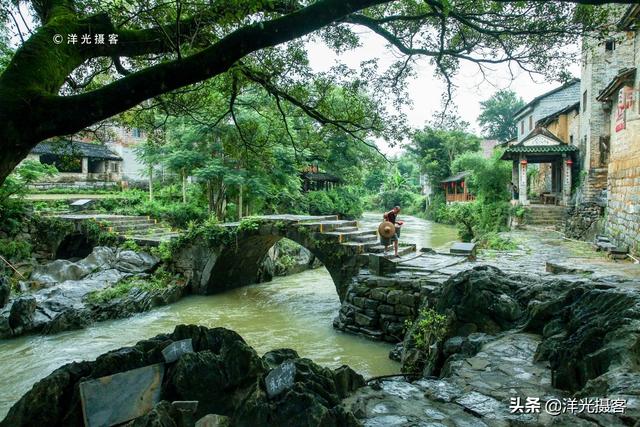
[595,5,640,254]
[513,79,581,143]
[578,6,636,204]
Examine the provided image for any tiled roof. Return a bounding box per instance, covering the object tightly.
[301,172,341,182]
[512,79,581,119]
[504,145,578,154]
[31,140,122,160]
[441,171,470,183]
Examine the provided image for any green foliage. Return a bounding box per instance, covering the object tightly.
[407,308,448,354]
[305,186,363,219]
[85,266,181,304]
[237,217,262,232]
[408,123,481,189]
[376,189,420,212]
[0,161,58,235]
[0,239,32,260]
[476,232,517,250]
[83,220,119,246]
[478,90,526,142]
[32,216,75,248]
[120,239,142,252]
[150,241,173,263]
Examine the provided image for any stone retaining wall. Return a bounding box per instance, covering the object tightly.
[563,202,603,241]
[333,272,441,342]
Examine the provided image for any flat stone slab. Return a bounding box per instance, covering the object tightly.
[450,242,477,256]
[162,338,194,363]
[79,363,164,427]
[265,361,296,398]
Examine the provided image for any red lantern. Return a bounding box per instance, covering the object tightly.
[520,159,528,165]
[461,180,465,188]
[566,159,573,166]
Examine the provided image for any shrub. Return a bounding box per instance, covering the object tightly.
[0,239,32,260]
[306,191,334,215]
[377,189,419,212]
[476,232,518,250]
[85,266,182,304]
[407,308,448,353]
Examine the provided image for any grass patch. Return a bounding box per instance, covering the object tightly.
[476,232,518,251]
[85,267,182,304]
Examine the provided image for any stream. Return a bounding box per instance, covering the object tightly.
[0,213,458,419]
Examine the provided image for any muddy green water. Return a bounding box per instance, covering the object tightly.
[0,213,457,419]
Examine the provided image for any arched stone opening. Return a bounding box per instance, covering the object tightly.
[207,233,338,296]
[257,238,324,283]
[55,233,94,260]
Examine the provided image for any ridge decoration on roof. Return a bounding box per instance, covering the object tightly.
[500,127,577,160]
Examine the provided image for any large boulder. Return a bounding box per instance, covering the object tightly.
[436,265,525,335]
[114,250,159,274]
[0,275,9,308]
[30,247,117,284]
[8,296,36,332]
[1,325,365,427]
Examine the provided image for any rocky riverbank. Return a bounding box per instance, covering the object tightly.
[336,260,640,426]
[0,325,365,427]
[0,247,185,338]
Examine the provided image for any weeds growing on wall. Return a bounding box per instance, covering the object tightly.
[85,266,182,304]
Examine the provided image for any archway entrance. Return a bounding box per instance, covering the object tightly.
[55,233,94,260]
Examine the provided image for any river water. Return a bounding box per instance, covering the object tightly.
[0,213,457,418]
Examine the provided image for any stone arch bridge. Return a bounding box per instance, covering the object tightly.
[55,214,416,300]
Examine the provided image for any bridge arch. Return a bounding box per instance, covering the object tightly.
[174,216,370,301]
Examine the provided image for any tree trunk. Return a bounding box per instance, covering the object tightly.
[238,185,243,220]
[207,180,214,214]
[182,169,187,204]
[149,166,154,201]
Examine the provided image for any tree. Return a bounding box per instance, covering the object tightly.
[478,90,526,142]
[0,0,618,185]
[408,123,481,188]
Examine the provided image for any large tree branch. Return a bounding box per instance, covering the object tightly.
[88,0,304,58]
[34,0,391,140]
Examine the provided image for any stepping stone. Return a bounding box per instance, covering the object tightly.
[450,242,477,260]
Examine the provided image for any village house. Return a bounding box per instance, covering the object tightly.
[440,171,474,204]
[503,81,581,206]
[508,4,640,255]
[27,140,123,188]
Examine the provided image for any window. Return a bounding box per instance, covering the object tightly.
[529,115,533,131]
[520,120,524,135]
[132,128,142,138]
[570,135,574,146]
[605,40,616,51]
[583,90,587,112]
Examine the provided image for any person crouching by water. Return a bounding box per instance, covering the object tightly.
[382,206,404,257]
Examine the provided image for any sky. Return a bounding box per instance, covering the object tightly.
[306,29,582,155]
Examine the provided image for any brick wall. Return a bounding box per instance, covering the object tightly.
[604,29,640,255]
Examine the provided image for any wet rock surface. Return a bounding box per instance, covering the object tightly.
[1,325,364,427]
[0,247,183,339]
[338,256,640,426]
